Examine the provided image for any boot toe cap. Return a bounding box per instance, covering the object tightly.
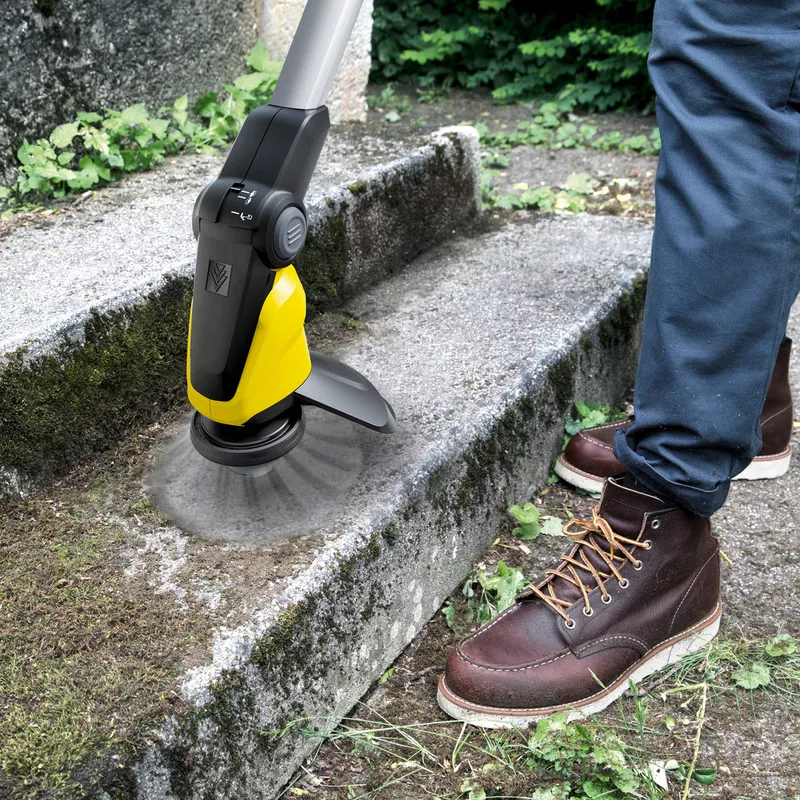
[561,421,630,480]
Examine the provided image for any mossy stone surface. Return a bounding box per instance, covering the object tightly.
[0,278,191,494]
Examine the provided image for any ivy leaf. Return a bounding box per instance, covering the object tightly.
[77,111,103,124]
[105,149,125,168]
[194,91,219,118]
[84,128,112,154]
[732,662,771,689]
[101,115,127,135]
[765,634,796,658]
[120,104,150,126]
[50,122,80,149]
[0,187,11,199]
[234,72,267,91]
[565,418,585,436]
[564,172,596,194]
[144,118,170,139]
[57,151,75,166]
[246,41,272,72]
[120,149,138,171]
[173,94,188,113]
[495,193,523,210]
[540,517,564,537]
[30,163,61,180]
[17,140,35,166]
[134,130,154,148]
[508,502,541,540]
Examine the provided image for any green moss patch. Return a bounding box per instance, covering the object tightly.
[598,272,648,349]
[0,454,209,799]
[0,278,191,492]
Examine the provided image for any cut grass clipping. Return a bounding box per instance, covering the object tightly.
[273,634,799,799]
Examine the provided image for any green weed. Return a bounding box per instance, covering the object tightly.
[276,631,796,799]
[372,0,655,111]
[564,402,629,445]
[475,103,660,212]
[508,501,541,540]
[442,561,527,634]
[508,502,566,541]
[667,633,800,703]
[282,700,672,800]
[544,401,628,490]
[476,102,661,157]
[366,84,411,123]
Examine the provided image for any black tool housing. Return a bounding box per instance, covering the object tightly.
[189,105,329,403]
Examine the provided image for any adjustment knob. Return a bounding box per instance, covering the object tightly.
[273,206,308,262]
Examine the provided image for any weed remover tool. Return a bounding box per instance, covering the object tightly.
[148,0,394,541]
[187,0,395,474]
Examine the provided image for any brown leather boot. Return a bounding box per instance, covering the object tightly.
[437,479,721,727]
[555,338,794,493]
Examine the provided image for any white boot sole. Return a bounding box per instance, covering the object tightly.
[555,448,792,494]
[436,604,721,729]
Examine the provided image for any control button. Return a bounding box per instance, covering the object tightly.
[273,207,307,261]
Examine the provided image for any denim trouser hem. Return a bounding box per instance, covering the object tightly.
[613,430,729,518]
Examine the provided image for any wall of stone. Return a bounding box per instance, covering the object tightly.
[0,0,372,186]
[0,0,261,183]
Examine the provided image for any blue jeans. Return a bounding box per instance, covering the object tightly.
[614,0,800,516]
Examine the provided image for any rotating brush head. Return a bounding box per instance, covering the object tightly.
[189,402,306,472]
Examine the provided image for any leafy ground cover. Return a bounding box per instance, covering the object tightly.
[0,43,280,214]
[365,85,659,218]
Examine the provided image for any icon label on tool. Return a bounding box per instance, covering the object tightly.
[206,261,232,297]
[231,211,254,222]
[238,189,258,205]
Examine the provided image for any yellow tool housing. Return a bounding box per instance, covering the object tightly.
[187,265,311,426]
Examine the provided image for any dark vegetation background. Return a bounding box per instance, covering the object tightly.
[370,0,656,111]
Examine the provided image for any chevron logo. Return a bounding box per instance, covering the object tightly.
[205,261,231,297]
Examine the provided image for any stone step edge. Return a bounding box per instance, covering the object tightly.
[0,127,481,499]
[132,273,648,800]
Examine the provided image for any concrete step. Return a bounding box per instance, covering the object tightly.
[126,212,652,798]
[0,125,480,499]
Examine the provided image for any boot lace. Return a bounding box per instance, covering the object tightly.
[524,508,651,623]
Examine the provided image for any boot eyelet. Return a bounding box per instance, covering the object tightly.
[650,519,661,530]
[618,578,630,589]
[633,560,643,571]
[583,607,594,617]
[564,618,576,630]
[601,594,612,605]
[644,540,653,549]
